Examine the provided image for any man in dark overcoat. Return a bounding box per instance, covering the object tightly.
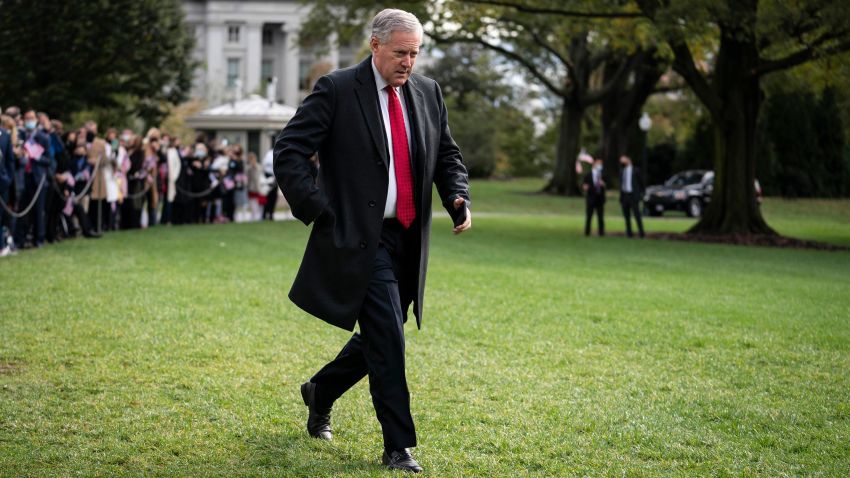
[274,8,471,473]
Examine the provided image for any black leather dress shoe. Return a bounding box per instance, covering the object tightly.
[300,381,332,440]
[382,448,423,473]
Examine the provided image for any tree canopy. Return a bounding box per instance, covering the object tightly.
[304,0,850,235]
[0,0,196,125]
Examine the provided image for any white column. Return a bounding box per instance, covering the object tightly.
[245,24,263,96]
[206,24,225,105]
[281,24,300,106]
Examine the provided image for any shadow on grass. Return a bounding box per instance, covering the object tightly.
[245,430,382,474]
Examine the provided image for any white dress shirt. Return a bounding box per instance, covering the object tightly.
[622,165,633,193]
[372,61,413,219]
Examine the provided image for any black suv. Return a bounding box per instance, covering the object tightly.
[643,170,762,217]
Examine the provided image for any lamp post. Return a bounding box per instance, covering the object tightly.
[638,112,652,189]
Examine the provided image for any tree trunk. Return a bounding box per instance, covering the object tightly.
[599,49,664,184]
[544,98,583,195]
[599,60,630,174]
[600,121,630,174]
[688,31,776,235]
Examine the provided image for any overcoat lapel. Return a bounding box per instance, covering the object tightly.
[354,57,389,166]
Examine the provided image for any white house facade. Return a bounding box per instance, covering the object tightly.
[182,0,364,156]
[182,0,360,108]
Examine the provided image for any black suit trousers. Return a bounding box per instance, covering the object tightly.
[620,192,644,237]
[309,218,417,452]
[585,200,605,236]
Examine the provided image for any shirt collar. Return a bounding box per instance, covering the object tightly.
[371,59,396,94]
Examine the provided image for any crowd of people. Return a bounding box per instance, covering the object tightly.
[0,106,281,257]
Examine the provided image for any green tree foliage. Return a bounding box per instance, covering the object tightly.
[422,45,545,178]
[0,0,196,126]
[300,1,665,195]
[637,0,850,235]
[759,88,847,197]
[668,86,847,198]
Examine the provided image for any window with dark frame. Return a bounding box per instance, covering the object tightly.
[228,25,240,43]
[261,60,273,83]
[227,58,240,87]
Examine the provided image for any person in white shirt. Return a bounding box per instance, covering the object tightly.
[619,155,645,238]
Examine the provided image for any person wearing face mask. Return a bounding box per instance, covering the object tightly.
[38,114,63,175]
[44,119,68,243]
[47,129,99,241]
[86,121,117,233]
[139,130,161,227]
[38,114,65,242]
[121,135,146,229]
[98,127,120,231]
[221,144,245,222]
[159,134,176,224]
[13,109,53,249]
[582,157,607,237]
[171,141,195,225]
[190,142,210,223]
[115,129,134,211]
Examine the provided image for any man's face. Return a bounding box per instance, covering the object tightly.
[371,30,421,87]
[23,111,37,130]
[620,155,630,166]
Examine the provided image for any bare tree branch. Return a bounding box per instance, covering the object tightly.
[581,55,633,106]
[428,32,567,96]
[668,39,722,118]
[494,15,571,69]
[757,34,850,76]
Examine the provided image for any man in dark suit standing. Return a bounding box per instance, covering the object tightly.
[619,154,645,238]
[273,8,470,474]
[582,157,606,236]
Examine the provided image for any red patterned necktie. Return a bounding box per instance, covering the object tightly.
[385,85,416,228]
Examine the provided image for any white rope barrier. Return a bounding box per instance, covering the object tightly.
[0,175,47,218]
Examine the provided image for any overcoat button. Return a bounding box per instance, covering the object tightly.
[368,200,376,207]
[359,241,367,249]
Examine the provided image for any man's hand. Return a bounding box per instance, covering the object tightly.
[452,197,471,235]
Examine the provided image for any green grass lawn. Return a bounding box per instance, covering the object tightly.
[1,180,849,477]
[465,178,850,247]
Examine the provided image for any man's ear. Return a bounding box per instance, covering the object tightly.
[369,37,379,53]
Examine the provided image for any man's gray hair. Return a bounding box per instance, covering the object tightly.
[371,8,423,44]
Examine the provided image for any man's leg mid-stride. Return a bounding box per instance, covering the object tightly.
[301,224,421,472]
